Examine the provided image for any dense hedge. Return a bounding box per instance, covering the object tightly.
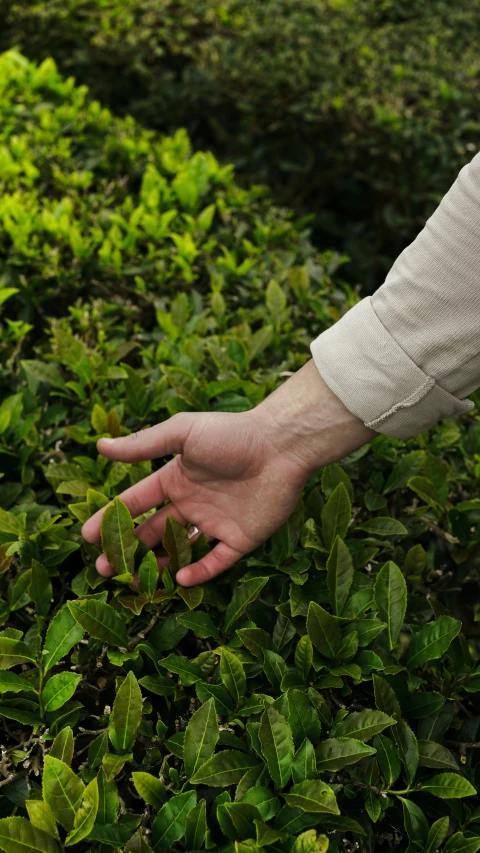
[1,0,480,287]
[2,52,480,853]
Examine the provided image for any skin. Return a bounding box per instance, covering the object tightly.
[82,360,376,586]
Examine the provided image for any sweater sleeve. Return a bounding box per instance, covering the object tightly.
[310,151,480,439]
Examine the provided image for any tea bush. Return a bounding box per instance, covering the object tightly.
[1,51,480,853]
[2,0,480,287]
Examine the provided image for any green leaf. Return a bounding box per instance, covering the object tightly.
[407,616,462,669]
[373,734,402,787]
[425,817,450,853]
[25,801,59,840]
[191,750,259,787]
[332,710,396,742]
[131,773,167,808]
[322,463,354,502]
[321,483,351,551]
[43,605,84,673]
[306,601,342,659]
[401,797,428,844]
[417,739,459,771]
[21,360,65,389]
[0,671,36,695]
[184,698,219,779]
[224,577,269,632]
[356,517,407,536]
[241,787,281,822]
[158,655,203,685]
[373,562,407,651]
[65,776,99,846]
[220,647,246,703]
[68,599,128,648]
[259,706,294,788]
[29,561,52,617]
[420,773,476,799]
[285,689,321,746]
[327,536,354,616]
[100,497,138,575]
[292,739,317,784]
[266,278,286,324]
[50,727,74,766]
[292,829,329,853]
[315,738,376,771]
[151,791,197,852]
[284,780,340,814]
[394,719,418,786]
[162,515,191,576]
[0,638,36,670]
[109,671,143,753]
[42,673,82,713]
[444,832,480,853]
[96,769,119,823]
[0,817,61,853]
[42,756,85,831]
[178,610,219,639]
[372,673,401,719]
[185,799,207,850]
[295,635,313,681]
[8,570,31,612]
[138,551,158,597]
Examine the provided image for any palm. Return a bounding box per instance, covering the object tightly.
[82,411,309,586]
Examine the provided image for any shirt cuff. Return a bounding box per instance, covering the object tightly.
[310,297,474,440]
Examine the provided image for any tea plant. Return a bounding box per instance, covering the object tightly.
[0,51,480,853]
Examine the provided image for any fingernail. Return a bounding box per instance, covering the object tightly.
[99,437,116,444]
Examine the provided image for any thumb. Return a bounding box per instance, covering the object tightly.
[97,413,192,463]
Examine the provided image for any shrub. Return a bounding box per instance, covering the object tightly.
[1,52,480,853]
[1,0,480,288]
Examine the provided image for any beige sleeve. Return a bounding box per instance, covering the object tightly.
[310,151,480,439]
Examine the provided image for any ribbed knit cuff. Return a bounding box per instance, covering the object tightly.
[310,298,474,440]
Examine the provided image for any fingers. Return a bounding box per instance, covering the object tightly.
[176,542,242,587]
[129,504,186,550]
[82,460,176,544]
[97,413,191,464]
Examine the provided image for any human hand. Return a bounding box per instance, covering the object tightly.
[82,361,375,586]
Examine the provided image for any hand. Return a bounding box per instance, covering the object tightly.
[82,361,375,586]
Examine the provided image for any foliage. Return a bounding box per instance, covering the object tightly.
[1,51,480,853]
[2,0,480,288]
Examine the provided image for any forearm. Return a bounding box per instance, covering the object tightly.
[310,151,480,439]
[252,359,376,476]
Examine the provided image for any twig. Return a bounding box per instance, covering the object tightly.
[0,772,27,789]
[420,517,459,545]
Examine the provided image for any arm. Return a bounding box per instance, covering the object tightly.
[82,361,375,586]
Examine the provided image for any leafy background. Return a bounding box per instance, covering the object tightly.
[0,6,480,853]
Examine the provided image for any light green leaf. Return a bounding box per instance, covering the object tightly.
[65,777,98,846]
[138,551,158,597]
[373,562,407,651]
[292,739,317,784]
[284,780,340,814]
[444,832,480,853]
[68,599,128,648]
[42,756,85,831]
[100,497,138,576]
[220,647,246,703]
[109,671,143,753]
[327,536,353,616]
[96,769,119,823]
[131,772,167,809]
[425,817,450,853]
[50,727,74,765]
[0,817,61,853]
[42,673,81,713]
[407,616,462,669]
[184,698,219,779]
[25,801,59,840]
[21,360,65,389]
[315,738,376,771]
[0,671,36,695]
[151,791,197,852]
[224,577,269,632]
[177,610,219,639]
[420,773,476,799]
[321,483,351,551]
[259,705,294,788]
[0,637,36,670]
[266,278,286,324]
[292,829,329,853]
[43,605,84,673]
[295,635,313,681]
[191,750,259,787]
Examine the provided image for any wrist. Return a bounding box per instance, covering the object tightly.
[252,359,376,476]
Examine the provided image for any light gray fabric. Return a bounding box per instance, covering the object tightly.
[310,151,480,439]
